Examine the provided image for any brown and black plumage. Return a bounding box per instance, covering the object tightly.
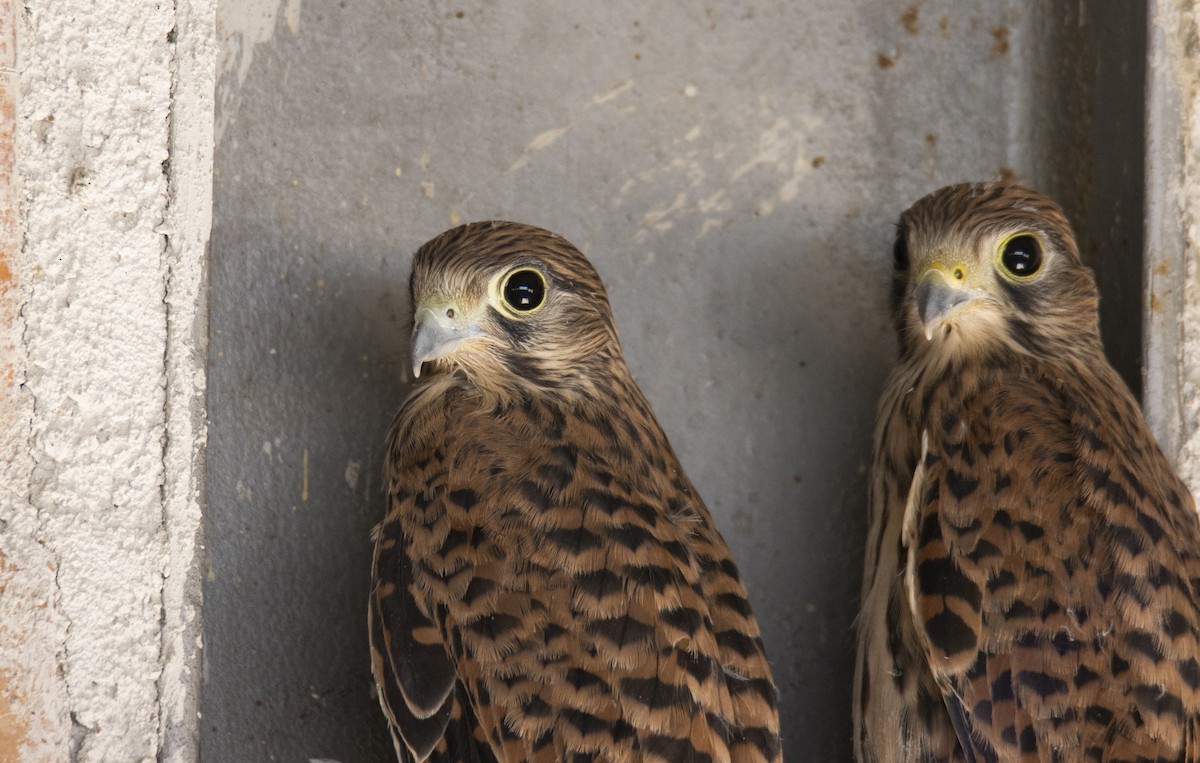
[370,221,781,763]
[854,183,1200,762]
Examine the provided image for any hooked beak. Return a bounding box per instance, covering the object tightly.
[914,266,973,341]
[410,298,484,378]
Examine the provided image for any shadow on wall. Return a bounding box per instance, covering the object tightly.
[709,216,894,735]
[1023,0,1147,398]
[203,219,888,762]
[204,228,410,759]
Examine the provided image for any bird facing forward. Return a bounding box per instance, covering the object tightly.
[854,182,1200,762]
[369,221,782,763]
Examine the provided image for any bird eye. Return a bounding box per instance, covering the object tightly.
[999,234,1043,277]
[892,230,909,271]
[501,268,546,312]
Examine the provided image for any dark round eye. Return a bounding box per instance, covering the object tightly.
[892,230,909,271]
[502,269,546,312]
[1000,234,1043,277]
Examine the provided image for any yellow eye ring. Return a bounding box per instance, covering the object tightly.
[996,232,1044,279]
[497,267,548,315]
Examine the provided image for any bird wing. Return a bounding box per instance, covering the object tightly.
[376,395,780,763]
[370,493,461,762]
[904,365,1200,761]
[686,508,782,760]
[441,447,778,762]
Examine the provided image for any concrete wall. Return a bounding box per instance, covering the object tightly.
[3,0,1200,761]
[202,1,1151,760]
[1146,1,1200,487]
[0,0,212,760]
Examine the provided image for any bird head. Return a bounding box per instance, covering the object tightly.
[890,183,1101,361]
[406,221,622,398]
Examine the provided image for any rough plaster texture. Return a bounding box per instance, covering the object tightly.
[204,1,1149,759]
[1146,1,1200,502]
[0,0,212,759]
[158,0,216,759]
[0,1,70,759]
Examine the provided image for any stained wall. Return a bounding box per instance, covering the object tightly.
[203,2,1151,759]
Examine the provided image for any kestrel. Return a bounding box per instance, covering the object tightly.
[854,183,1200,762]
[369,221,782,763]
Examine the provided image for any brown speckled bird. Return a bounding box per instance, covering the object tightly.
[854,183,1200,762]
[369,221,781,763]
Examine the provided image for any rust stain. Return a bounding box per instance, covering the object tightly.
[990,25,1010,56]
[996,166,1017,184]
[1151,292,1163,314]
[0,673,31,763]
[0,0,15,427]
[877,52,896,69]
[900,5,919,35]
[938,17,950,37]
[810,155,826,169]
[0,0,23,751]
[925,133,938,147]
[0,555,31,760]
[1154,262,1170,277]
[301,448,310,502]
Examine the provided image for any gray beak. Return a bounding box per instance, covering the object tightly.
[410,302,483,378]
[914,268,972,340]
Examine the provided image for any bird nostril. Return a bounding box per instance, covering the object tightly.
[446,308,456,319]
[953,268,964,280]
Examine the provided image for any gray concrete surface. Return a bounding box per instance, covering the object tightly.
[203,2,1147,759]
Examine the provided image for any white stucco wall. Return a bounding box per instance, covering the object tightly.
[1146,1,1200,497]
[0,0,212,759]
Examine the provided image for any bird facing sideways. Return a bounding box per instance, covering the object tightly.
[854,182,1200,762]
[369,221,782,763]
